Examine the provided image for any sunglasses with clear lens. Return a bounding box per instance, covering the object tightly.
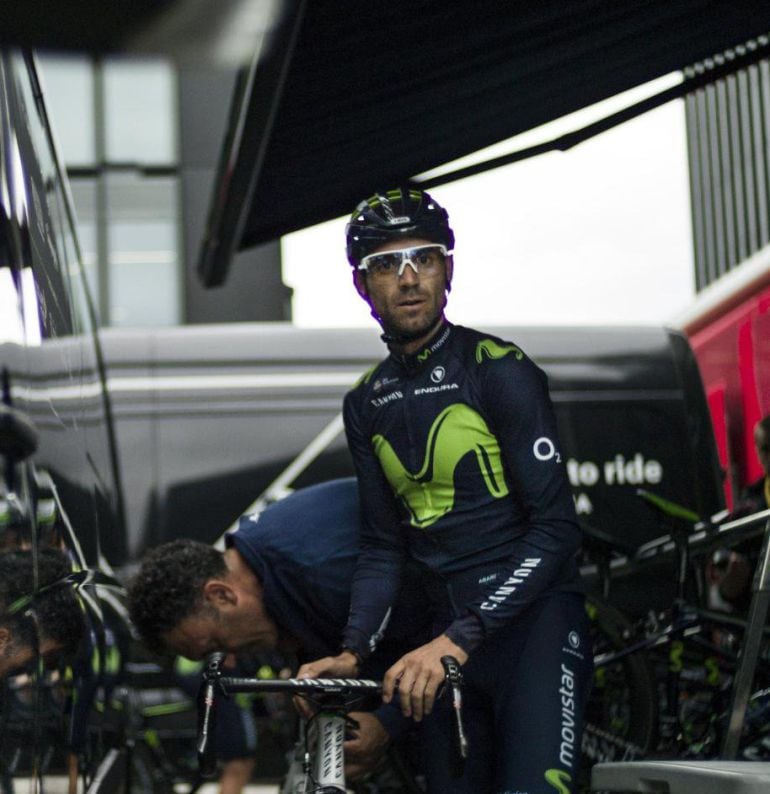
[358,244,449,278]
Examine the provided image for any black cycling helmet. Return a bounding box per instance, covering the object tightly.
[346,187,455,267]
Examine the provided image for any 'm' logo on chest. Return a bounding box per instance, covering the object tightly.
[372,403,509,527]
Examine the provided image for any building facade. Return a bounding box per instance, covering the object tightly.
[38,53,290,327]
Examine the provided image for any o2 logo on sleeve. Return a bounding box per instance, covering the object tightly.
[533,437,562,463]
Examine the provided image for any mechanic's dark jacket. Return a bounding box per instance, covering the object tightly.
[226,478,427,733]
[341,321,583,660]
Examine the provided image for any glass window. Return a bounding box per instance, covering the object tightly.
[69,179,100,308]
[106,173,180,326]
[103,59,177,165]
[35,54,95,167]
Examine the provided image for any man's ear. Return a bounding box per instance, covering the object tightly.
[445,254,454,292]
[202,580,237,609]
[0,627,10,654]
[353,269,368,299]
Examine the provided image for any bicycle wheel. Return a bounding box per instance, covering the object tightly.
[579,596,657,789]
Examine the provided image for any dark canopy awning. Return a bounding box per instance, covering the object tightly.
[197,0,770,284]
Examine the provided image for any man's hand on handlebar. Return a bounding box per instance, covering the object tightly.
[383,634,468,722]
[297,649,360,679]
[294,650,361,718]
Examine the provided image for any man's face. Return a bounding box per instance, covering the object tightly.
[355,237,451,342]
[756,423,770,477]
[164,604,278,661]
[0,628,60,678]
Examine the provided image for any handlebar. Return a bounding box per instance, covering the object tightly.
[196,653,468,779]
[195,653,382,778]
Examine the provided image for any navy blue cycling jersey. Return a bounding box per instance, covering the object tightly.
[341,321,583,659]
[227,480,361,661]
[226,478,428,665]
[225,478,428,737]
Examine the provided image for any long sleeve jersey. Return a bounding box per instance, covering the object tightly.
[341,321,583,659]
[226,477,429,737]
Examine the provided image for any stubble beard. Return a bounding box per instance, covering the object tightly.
[378,286,447,343]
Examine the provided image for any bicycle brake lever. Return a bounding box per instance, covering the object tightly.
[197,652,224,778]
[440,655,468,777]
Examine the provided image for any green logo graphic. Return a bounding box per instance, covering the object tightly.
[372,403,508,527]
[545,768,572,794]
[417,347,432,362]
[475,339,524,363]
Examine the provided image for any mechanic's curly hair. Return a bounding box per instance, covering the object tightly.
[0,548,84,659]
[127,539,227,655]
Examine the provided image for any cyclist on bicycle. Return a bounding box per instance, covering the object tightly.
[127,478,429,779]
[299,188,593,794]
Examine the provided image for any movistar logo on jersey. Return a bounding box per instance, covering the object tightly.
[545,768,572,794]
[372,403,509,527]
[475,339,524,363]
[416,325,451,362]
[558,662,577,768]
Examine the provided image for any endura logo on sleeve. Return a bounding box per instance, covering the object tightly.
[475,339,524,363]
[414,383,459,396]
[372,403,509,527]
[479,558,541,610]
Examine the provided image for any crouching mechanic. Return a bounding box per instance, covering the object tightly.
[127,478,428,781]
[299,188,593,794]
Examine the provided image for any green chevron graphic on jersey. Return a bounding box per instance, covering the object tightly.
[372,403,509,527]
[475,338,524,363]
[545,769,572,794]
[355,365,377,388]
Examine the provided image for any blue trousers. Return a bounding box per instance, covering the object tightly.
[422,590,592,794]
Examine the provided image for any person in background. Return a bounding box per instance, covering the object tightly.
[734,415,770,517]
[707,413,770,612]
[127,478,429,783]
[0,548,83,680]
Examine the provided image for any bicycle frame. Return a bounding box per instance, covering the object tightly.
[584,508,770,763]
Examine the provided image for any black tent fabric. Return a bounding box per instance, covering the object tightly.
[200,0,770,284]
[1,1,176,52]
